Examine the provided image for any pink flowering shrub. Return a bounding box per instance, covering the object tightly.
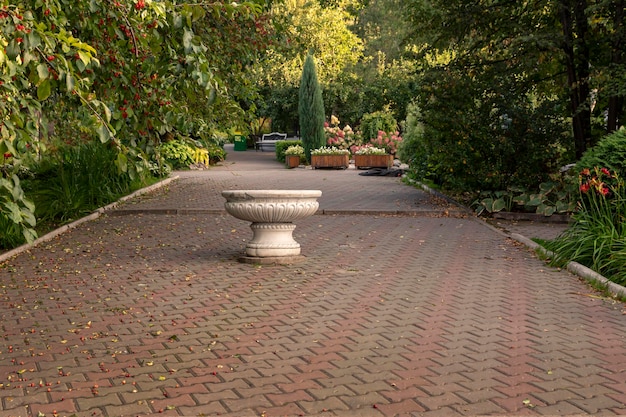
[368,130,403,155]
[324,116,360,151]
[324,115,403,156]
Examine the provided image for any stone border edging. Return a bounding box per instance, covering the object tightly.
[410,179,475,215]
[511,233,626,300]
[107,208,467,218]
[0,175,179,264]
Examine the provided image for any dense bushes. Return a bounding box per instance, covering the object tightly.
[575,128,626,177]
[25,142,149,223]
[0,142,154,249]
[396,104,431,181]
[359,111,398,142]
[157,138,226,169]
[410,69,573,192]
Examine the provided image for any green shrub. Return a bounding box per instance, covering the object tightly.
[396,103,432,180]
[576,127,626,177]
[275,140,303,162]
[157,139,195,169]
[359,111,397,142]
[207,144,226,165]
[417,68,571,192]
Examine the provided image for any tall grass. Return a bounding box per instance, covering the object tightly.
[546,167,626,286]
[26,142,148,224]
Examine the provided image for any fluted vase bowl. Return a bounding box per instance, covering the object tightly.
[222,190,322,260]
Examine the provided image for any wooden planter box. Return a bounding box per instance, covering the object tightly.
[285,154,301,168]
[354,154,393,169]
[311,154,349,169]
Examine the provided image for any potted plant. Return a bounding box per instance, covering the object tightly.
[310,146,350,169]
[284,145,304,168]
[353,146,393,169]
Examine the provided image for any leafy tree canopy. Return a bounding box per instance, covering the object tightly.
[1,0,273,241]
[256,0,364,87]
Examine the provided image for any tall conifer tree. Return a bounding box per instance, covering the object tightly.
[298,54,326,161]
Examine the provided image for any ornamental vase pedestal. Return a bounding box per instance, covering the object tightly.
[222,190,322,263]
[311,154,349,169]
[354,154,393,169]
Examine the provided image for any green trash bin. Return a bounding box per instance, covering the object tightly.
[233,134,247,151]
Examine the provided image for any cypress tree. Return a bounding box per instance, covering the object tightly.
[298,54,326,161]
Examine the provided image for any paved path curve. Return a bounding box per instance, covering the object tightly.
[0,145,624,417]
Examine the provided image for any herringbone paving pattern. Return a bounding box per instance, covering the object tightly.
[0,146,624,417]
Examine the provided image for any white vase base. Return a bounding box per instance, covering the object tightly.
[238,255,307,265]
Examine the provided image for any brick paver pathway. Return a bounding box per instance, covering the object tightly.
[0,146,624,417]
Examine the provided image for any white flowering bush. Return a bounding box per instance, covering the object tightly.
[284,145,304,155]
[311,146,350,155]
[354,146,387,155]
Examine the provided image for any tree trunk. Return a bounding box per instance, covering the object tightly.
[607,0,625,133]
[559,0,593,158]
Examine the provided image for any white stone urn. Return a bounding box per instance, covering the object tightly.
[221,190,322,261]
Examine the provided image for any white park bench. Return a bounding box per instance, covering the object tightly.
[256,132,287,151]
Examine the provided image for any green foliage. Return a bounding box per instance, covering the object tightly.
[415,67,572,192]
[257,85,300,134]
[255,0,417,141]
[0,212,27,249]
[206,144,226,165]
[473,180,578,217]
[0,174,37,245]
[157,140,195,169]
[0,0,272,243]
[298,54,326,161]
[576,128,626,177]
[257,0,364,86]
[158,138,224,169]
[275,140,303,162]
[545,168,626,286]
[397,103,432,179]
[26,141,147,224]
[403,0,626,158]
[359,111,397,142]
[147,161,172,178]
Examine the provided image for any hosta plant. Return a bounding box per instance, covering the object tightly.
[474,179,578,216]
